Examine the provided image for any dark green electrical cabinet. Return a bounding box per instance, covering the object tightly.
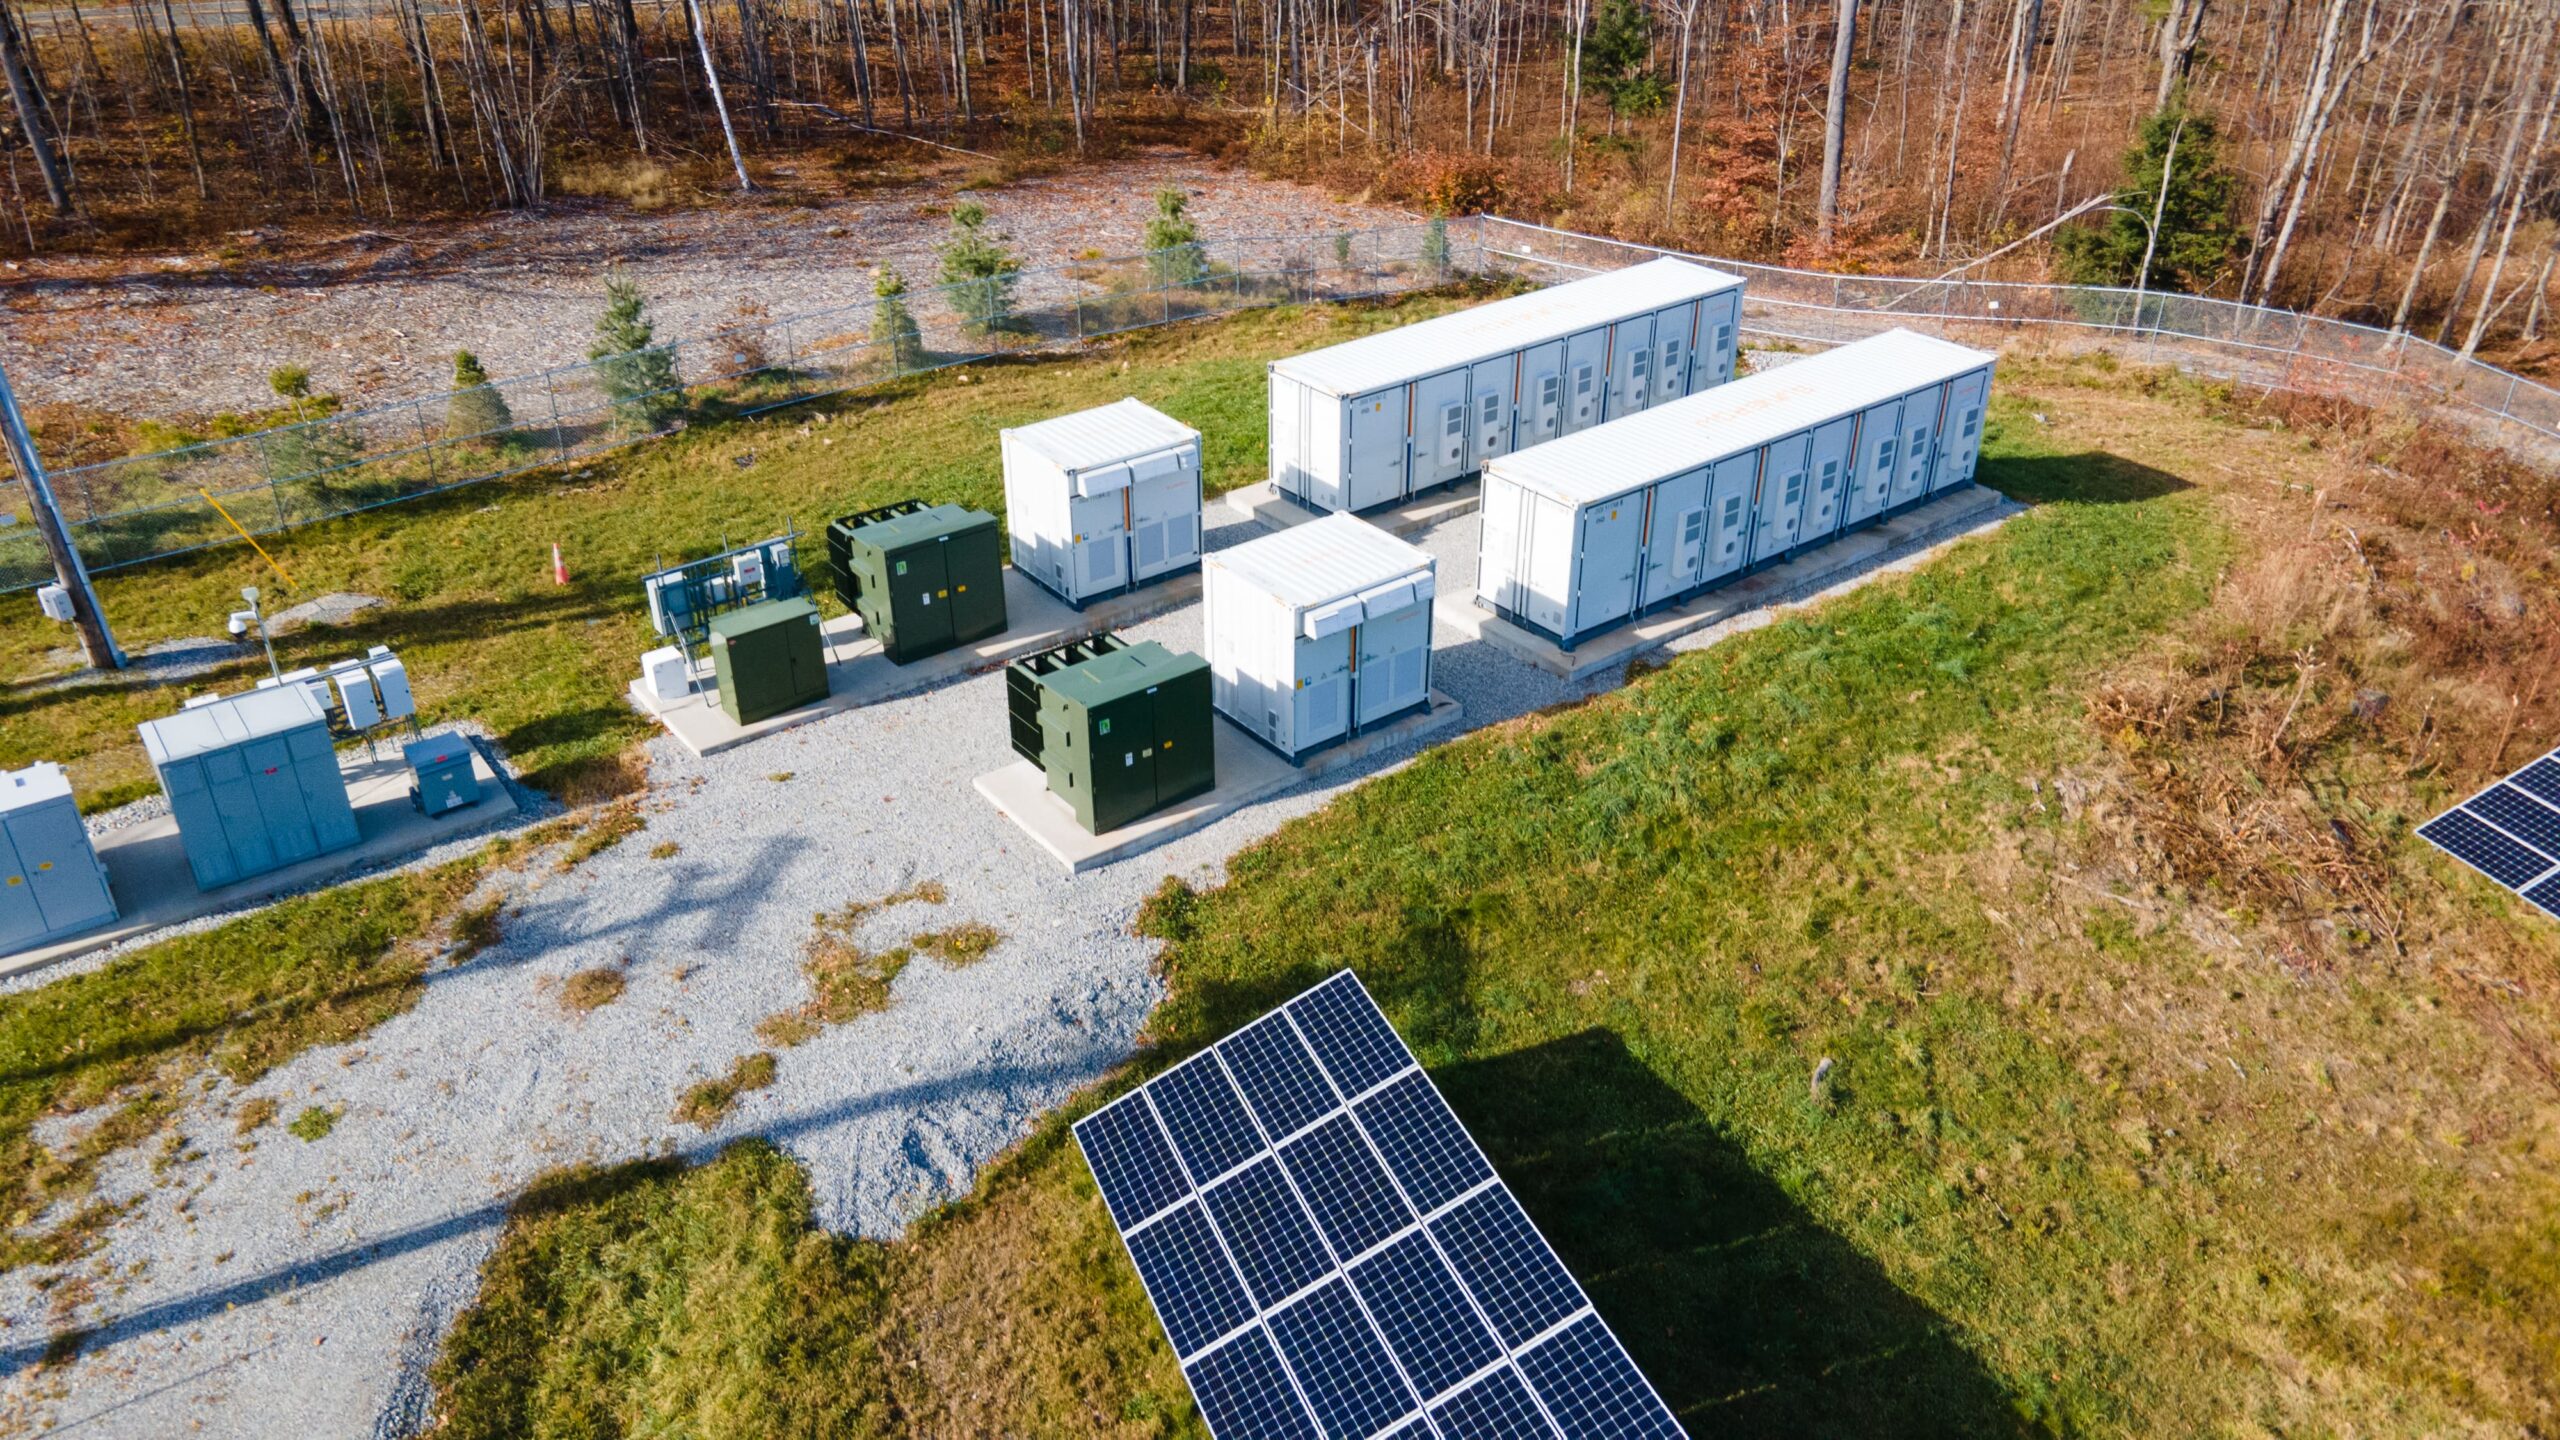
[1006,634,1214,834]
[827,499,1008,664]
[708,597,829,725]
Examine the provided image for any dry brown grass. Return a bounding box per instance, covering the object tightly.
[673,1052,777,1128]
[560,967,628,1013]
[751,883,950,1045]
[910,922,1003,968]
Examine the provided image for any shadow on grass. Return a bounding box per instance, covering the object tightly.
[1437,1027,2030,1438]
[1980,449,2192,508]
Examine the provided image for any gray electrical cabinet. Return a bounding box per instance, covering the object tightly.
[0,762,117,953]
[139,686,360,892]
[403,733,483,817]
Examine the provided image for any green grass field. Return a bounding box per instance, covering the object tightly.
[424,345,2560,1436]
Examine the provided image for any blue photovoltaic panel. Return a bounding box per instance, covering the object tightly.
[1433,1367,1560,1439]
[1282,1115,1415,1259]
[2511,756,2560,808]
[1431,1188,1588,1350]
[1268,1279,1416,1440]
[2421,748,2560,918]
[1079,1095,1188,1229]
[1205,1158,1336,1308]
[1224,1011,1342,1140]
[1074,971,1688,1440]
[1188,1329,1321,1440]
[1516,1315,1686,1440]
[1356,1071,1497,1213]
[1289,971,1415,1097]
[1154,1053,1270,1184]
[1351,1231,1503,1399]
[1127,1202,1256,1358]
[2466,784,2560,860]
[2419,809,2554,890]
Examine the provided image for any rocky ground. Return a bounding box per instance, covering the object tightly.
[0,151,1409,426]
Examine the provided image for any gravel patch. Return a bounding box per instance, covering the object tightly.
[4,152,1410,422]
[27,635,243,692]
[265,592,387,636]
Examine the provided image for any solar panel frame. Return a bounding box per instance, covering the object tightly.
[1075,971,1688,1440]
[2421,749,2560,897]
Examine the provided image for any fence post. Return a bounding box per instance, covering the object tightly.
[2502,374,2519,418]
[419,400,441,489]
[548,372,569,461]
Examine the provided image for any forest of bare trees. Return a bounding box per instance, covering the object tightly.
[0,0,2555,356]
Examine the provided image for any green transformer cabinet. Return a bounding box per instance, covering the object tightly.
[826,499,1008,664]
[1005,633,1214,834]
[708,597,829,725]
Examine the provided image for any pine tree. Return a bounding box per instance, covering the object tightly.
[1579,0,1664,119]
[1422,211,1453,280]
[872,266,925,371]
[446,349,516,441]
[937,202,1023,335]
[2058,107,2244,294]
[255,362,355,480]
[1145,186,1206,286]
[589,269,685,428]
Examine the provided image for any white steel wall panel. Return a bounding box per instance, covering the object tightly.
[1002,398,1204,606]
[1201,514,1436,760]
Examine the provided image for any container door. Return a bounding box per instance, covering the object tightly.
[1518,341,1565,447]
[1704,456,1757,582]
[1609,312,1656,417]
[1354,602,1431,726]
[1414,370,1471,493]
[1695,293,1741,387]
[243,735,320,864]
[14,803,109,933]
[1652,302,1697,403]
[1466,357,1510,468]
[893,543,956,653]
[1292,628,1354,749]
[1569,498,1644,637]
[1803,416,1855,542]
[1894,387,1944,506]
[1345,391,1406,511]
[1638,467,1713,606]
[1846,400,1902,523]
[1562,328,1608,434]
[1093,695,1157,832]
[1753,435,1812,562]
[203,749,276,879]
[159,759,236,889]
[1069,489,1125,596]
[1939,371,1991,489]
[0,825,42,951]
[1127,451,1199,582]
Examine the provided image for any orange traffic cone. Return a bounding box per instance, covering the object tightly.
[552,541,569,586]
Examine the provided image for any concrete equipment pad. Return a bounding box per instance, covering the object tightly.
[1223,478,1482,539]
[629,568,1200,757]
[973,692,1464,873]
[1436,487,2018,681]
[0,744,517,979]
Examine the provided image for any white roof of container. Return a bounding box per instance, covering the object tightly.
[1002,397,1199,471]
[1207,513,1433,611]
[1,761,73,813]
[139,684,329,766]
[1270,257,1747,397]
[1491,328,1996,506]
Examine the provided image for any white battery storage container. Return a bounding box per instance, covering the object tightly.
[1266,257,1748,515]
[0,762,117,954]
[1477,327,1996,648]
[1202,514,1437,761]
[1001,398,1204,607]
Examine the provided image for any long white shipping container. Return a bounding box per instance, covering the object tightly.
[1202,514,1437,760]
[1267,257,1749,515]
[1477,327,1997,648]
[1001,398,1205,607]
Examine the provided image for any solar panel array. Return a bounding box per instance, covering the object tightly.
[2419,750,2560,919]
[1074,971,1686,1440]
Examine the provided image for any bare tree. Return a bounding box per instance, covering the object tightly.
[1816,0,1860,245]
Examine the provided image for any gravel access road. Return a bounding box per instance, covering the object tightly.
[0,152,1408,424]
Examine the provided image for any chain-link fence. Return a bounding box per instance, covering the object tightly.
[11,213,2556,593]
[1474,217,2560,470]
[0,220,1481,592]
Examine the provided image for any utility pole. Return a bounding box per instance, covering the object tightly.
[0,355,122,670]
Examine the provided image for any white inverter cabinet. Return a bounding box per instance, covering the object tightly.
[1202,514,1436,761]
[1267,257,1748,515]
[138,685,360,892]
[1477,327,1997,648]
[0,762,117,954]
[1002,398,1204,607]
